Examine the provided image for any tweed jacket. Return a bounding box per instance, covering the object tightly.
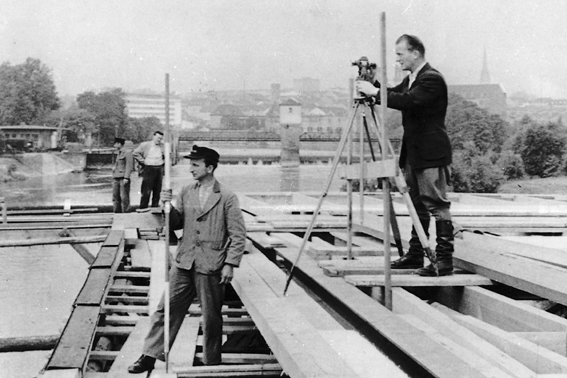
[169,179,247,275]
[112,148,133,179]
[384,63,452,170]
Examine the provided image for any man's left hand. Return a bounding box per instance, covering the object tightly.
[356,80,379,96]
[220,264,234,285]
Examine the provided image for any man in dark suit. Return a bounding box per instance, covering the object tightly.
[128,145,247,373]
[356,34,454,276]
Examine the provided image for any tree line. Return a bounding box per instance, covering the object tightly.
[2,57,566,192]
[0,58,162,148]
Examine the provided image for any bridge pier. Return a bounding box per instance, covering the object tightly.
[279,99,302,168]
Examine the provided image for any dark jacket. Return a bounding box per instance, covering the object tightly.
[169,180,247,275]
[385,63,452,170]
[112,148,133,179]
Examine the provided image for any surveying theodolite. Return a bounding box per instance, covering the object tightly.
[283,14,438,308]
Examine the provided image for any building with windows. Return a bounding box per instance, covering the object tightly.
[124,92,182,126]
[0,125,61,151]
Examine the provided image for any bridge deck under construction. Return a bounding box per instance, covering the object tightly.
[4,192,567,377]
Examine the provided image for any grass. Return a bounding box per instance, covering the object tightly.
[498,176,567,194]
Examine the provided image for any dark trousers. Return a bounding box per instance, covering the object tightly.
[403,162,452,222]
[112,178,130,213]
[143,265,225,365]
[140,165,163,208]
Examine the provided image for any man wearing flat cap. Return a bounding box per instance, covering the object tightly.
[112,137,133,213]
[128,145,247,373]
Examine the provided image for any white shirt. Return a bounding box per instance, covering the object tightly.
[145,143,164,166]
[408,61,427,89]
[198,180,215,210]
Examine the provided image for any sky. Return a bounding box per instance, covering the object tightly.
[1,0,565,98]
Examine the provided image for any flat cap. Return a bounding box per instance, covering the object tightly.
[184,145,220,162]
[114,137,125,144]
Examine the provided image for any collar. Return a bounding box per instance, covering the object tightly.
[410,61,427,80]
[197,177,217,190]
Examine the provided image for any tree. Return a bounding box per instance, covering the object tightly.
[446,93,509,153]
[77,89,127,146]
[122,117,163,144]
[44,107,96,143]
[520,121,566,177]
[0,58,60,125]
[451,142,504,193]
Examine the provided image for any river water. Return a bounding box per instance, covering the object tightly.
[0,159,342,377]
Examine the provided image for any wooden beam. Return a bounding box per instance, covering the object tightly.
[391,287,535,378]
[513,332,567,356]
[0,234,106,247]
[433,286,567,333]
[454,238,567,306]
[75,269,112,306]
[435,303,567,374]
[169,315,200,371]
[171,363,283,377]
[345,273,492,287]
[0,334,59,352]
[106,318,153,377]
[59,228,96,264]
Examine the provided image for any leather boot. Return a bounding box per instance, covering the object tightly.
[417,220,454,276]
[127,355,155,374]
[391,217,429,269]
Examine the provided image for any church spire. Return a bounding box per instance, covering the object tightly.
[480,47,491,84]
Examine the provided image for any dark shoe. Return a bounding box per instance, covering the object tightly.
[416,261,453,276]
[127,355,155,374]
[391,254,424,269]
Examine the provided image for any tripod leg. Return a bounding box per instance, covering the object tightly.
[284,103,361,294]
[361,106,404,257]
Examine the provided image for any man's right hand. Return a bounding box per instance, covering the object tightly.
[160,189,173,202]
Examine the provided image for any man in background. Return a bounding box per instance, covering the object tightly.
[133,130,164,209]
[112,137,133,213]
[356,34,454,276]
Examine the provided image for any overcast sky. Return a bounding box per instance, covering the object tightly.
[1,0,564,98]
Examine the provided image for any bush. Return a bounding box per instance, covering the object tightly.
[451,144,504,193]
[520,123,566,178]
[497,151,525,180]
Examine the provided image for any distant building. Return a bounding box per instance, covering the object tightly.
[0,125,61,150]
[480,47,492,84]
[124,92,182,126]
[449,84,507,119]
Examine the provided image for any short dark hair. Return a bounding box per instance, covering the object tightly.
[396,34,425,57]
[154,130,164,136]
[204,157,218,171]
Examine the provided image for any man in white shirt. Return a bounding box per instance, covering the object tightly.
[133,131,165,209]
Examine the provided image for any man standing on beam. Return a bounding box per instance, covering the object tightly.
[357,34,455,276]
[128,145,247,373]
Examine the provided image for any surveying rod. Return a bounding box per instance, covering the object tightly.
[163,73,172,372]
[379,12,393,310]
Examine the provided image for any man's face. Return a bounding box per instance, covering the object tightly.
[114,142,121,150]
[189,158,211,181]
[395,40,419,72]
[153,133,163,144]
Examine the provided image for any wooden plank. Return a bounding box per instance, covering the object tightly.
[114,271,151,279]
[400,314,518,378]
[307,245,383,260]
[434,286,567,333]
[124,228,139,246]
[337,160,397,180]
[318,259,415,277]
[345,273,493,287]
[91,245,122,270]
[131,239,153,271]
[171,363,283,377]
[320,330,410,378]
[112,212,163,231]
[514,332,567,356]
[0,234,106,247]
[102,304,149,314]
[40,369,81,378]
[273,245,494,378]
[467,233,567,269]
[392,287,535,378]
[194,352,277,364]
[169,315,200,370]
[75,268,112,306]
[104,229,124,247]
[47,306,101,370]
[107,317,151,377]
[109,284,150,294]
[246,232,287,249]
[435,304,567,374]
[96,326,135,336]
[454,238,567,306]
[232,252,363,378]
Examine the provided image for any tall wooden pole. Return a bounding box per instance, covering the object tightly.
[163,73,172,372]
[380,12,392,310]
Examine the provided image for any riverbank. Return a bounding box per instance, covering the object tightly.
[0,154,81,182]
